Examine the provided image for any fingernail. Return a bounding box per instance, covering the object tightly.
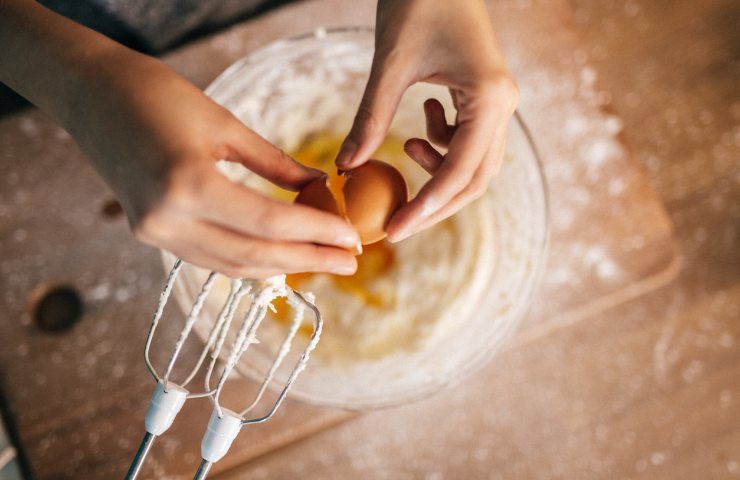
[337,233,361,248]
[388,225,412,243]
[336,140,357,166]
[355,241,363,255]
[331,264,356,275]
[421,197,439,218]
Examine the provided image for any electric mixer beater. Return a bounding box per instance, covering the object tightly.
[125,259,322,479]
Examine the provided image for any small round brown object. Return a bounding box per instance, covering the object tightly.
[295,160,408,245]
[343,160,407,244]
[294,176,339,215]
[28,283,84,334]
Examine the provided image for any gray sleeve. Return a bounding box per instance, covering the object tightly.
[40,0,282,53]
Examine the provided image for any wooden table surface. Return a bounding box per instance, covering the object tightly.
[215,1,738,479]
[0,0,736,478]
[216,2,740,476]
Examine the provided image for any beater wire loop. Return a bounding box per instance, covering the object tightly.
[128,259,322,480]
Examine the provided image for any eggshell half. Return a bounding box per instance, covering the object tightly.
[295,160,408,246]
[294,176,339,215]
[343,160,408,244]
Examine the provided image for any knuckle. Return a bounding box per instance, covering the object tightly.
[213,107,246,135]
[222,110,244,130]
[310,245,349,272]
[250,207,271,235]
[274,148,293,166]
[297,245,326,270]
[270,149,299,178]
[448,168,475,193]
[353,103,382,139]
[453,175,471,194]
[161,161,210,212]
[224,258,255,278]
[237,244,262,266]
[253,205,287,239]
[428,126,446,143]
[131,206,166,243]
[466,161,499,201]
[478,74,520,111]
[310,244,333,266]
[468,177,490,200]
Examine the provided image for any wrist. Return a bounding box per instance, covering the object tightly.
[61,48,157,131]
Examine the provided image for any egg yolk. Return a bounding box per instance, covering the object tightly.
[327,171,346,217]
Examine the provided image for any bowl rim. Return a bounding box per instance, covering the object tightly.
[183,26,551,410]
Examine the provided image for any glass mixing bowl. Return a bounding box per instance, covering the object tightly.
[163,28,548,410]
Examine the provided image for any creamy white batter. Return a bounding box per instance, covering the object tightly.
[179,31,548,406]
[216,140,497,361]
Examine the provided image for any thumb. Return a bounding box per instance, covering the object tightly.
[336,59,410,169]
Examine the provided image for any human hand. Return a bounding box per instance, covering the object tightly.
[67,54,360,278]
[335,0,518,242]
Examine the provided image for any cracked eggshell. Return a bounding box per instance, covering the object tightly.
[295,160,408,245]
[294,175,339,215]
[343,160,408,244]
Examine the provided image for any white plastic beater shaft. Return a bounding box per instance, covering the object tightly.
[145,381,189,436]
[200,408,243,463]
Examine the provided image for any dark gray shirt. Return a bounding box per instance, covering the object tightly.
[40,0,282,52]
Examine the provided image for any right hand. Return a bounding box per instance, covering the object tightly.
[66,54,360,278]
[335,0,518,243]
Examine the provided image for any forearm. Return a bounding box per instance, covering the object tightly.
[0,0,137,127]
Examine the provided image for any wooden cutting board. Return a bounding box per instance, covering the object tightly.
[0,0,678,478]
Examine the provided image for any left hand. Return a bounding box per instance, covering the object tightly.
[335,0,518,242]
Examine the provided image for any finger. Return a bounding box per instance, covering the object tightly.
[193,247,284,279]
[335,57,413,169]
[195,174,361,249]
[404,138,444,174]
[424,98,455,147]
[450,89,460,111]
[221,113,322,191]
[409,129,506,235]
[450,89,461,124]
[157,235,281,279]
[387,102,499,242]
[147,216,281,278]
[182,219,358,276]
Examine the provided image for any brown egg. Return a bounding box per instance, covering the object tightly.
[295,160,408,246]
[294,175,340,216]
[343,160,408,244]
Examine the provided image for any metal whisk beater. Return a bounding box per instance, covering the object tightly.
[125,259,322,479]
[193,279,321,479]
